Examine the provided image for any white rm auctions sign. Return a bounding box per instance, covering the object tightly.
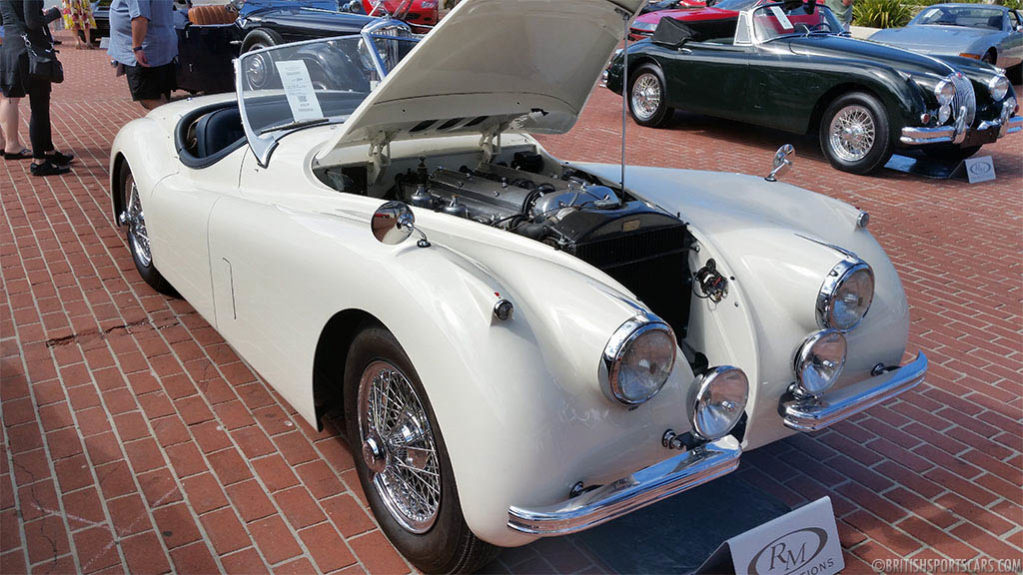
[729,497,843,575]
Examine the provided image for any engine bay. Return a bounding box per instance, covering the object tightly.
[317,148,695,338]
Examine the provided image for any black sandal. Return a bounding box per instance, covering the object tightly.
[3,148,33,160]
[30,160,71,176]
[46,150,75,165]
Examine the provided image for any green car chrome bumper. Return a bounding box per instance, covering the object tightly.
[902,99,1022,146]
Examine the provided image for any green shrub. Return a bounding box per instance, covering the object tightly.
[853,0,913,27]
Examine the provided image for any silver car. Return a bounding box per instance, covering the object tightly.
[870,4,1023,71]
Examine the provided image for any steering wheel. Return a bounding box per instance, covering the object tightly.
[805,21,833,33]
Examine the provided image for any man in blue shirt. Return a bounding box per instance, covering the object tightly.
[107,0,178,109]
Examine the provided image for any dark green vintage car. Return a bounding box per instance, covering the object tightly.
[605,1,1021,173]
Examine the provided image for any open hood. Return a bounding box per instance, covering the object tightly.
[323,0,644,154]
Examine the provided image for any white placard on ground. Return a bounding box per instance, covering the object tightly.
[964,155,996,184]
[695,497,843,575]
[273,60,324,122]
[729,497,843,575]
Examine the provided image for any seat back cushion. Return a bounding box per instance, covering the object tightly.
[195,108,245,158]
[188,5,237,25]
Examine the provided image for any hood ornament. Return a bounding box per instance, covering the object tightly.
[765,144,795,182]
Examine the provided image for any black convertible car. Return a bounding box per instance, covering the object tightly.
[174,0,379,94]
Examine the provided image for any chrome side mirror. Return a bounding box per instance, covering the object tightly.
[372,201,430,248]
[765,144,795,182]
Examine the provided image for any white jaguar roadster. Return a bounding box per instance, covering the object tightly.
[110,0,927,572]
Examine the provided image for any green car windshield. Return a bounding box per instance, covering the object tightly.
[752,3,844,42]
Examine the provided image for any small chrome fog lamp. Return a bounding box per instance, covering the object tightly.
[687,366,749,442]
[935,79,955,107]
[793,330,847,398]
[937,104,952,125]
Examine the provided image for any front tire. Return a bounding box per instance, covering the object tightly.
[343,325,498,574]
[628,64,674,128]
[119,167,176,296]
[819,91,893,174]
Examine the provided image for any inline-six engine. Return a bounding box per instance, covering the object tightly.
[395,156,694,337]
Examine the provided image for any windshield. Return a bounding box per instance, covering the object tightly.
[911,6,1004,30]
[712,0,761,11]
[238,30,419,165]
[751,3,843,41]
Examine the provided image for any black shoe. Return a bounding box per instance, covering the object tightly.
[30,160,70,176]
[46,150,75,165]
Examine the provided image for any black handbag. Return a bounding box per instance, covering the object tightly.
[23,35,64,84]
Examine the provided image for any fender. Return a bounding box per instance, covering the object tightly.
[109,117,181,224]
[206,187,700,547]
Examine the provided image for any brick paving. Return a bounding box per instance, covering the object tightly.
[2,32,1021,575]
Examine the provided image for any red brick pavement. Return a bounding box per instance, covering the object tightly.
[2,33,1021,574]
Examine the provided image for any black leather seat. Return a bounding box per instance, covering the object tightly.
[195,108,245,159]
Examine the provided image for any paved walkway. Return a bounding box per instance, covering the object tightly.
[2,34,1021,574]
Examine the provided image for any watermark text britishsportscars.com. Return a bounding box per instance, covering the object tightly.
[871,557,1023,573]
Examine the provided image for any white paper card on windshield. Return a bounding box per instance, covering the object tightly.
[274,60,324,122]
[728,497,843,575]
[770,6,795,30]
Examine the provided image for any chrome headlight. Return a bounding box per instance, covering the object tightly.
[988,75,1010,102]
[817,259,874,331]
[935,79,955,107]
[601,313,677,406]
[793,330,847,397]
[688,366,749,441]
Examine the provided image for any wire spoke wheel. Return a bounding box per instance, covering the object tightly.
[828,104,876,163]
[358,360,441,534]
[631,72,663,121]
[125,179,151,267]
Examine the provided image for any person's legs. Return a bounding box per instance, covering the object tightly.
[0,95,26,154]
[27,77,67,175]
[72,22,83,48]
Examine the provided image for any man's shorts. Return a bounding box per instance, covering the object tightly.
[125,62,176,101]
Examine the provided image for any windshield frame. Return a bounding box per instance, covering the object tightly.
[743,2,845,44]
[236,22,420,167]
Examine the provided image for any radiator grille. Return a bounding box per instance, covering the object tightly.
[951,72,976,127]
[570,225,692,337]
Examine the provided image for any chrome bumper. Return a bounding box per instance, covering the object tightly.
[507,435,741,536]
[901,111,1022,146]
[781,353,927,433]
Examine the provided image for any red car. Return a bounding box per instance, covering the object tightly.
[629,0,827,39]
[362,0,438,30]
[629,0,762,39]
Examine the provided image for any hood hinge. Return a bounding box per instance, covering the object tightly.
[478,124,506,166]
[368,131,394,184]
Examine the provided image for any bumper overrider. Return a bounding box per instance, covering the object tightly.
[781,353,927,433]
[507,435,741,535]
[901,101,1022,146]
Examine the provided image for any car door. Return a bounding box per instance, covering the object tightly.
[1002,11,1023,67]
[663,40,752,120]
[745,41,828,134]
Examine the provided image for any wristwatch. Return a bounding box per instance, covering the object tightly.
[132,46,144,52]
